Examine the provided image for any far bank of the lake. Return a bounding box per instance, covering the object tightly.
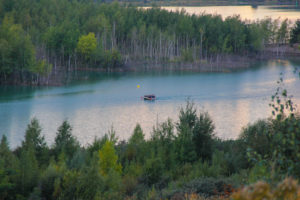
[1,1,300,87]
[76,44,300,74]
[3,45,300,87]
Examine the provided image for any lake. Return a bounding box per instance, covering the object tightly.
[143,5,300,22]
[0,60,300,148]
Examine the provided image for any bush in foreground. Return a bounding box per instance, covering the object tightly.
[232,177,300,200]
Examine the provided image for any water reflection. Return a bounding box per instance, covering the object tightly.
[0,60,299,148]
[148,5,300,22]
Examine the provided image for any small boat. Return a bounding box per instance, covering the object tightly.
[143,94,156,101]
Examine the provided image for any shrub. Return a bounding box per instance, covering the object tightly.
[142,157,164,186]
[231,177,300,200]
[39,163,63,199]
[164,177,236,199]
[247,163,271,184]
[213,139,249,174]
[176,101,215,163]
[99,140,122,176]
[53,121,80,160]
[290,20,300,44]
[239,119,272,161]
[181,49,194,62]
[193,112,215,161]
[103,48,123,69]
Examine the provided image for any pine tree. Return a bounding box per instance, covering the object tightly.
[99,140,122,176]
[22,118,49,167]
[18,145,39,197]
[54,120,79,160]
[0,135,17,200]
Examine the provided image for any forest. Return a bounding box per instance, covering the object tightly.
[1,78,300,199]
[1,0,300,199]
[0,0,300,85]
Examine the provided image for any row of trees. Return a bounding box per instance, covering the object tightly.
[0,0,300,84]
[0,17,51,85]
[1,96,300,199]
[0,102,217,199]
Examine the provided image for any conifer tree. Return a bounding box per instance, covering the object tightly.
[99,140,122,176]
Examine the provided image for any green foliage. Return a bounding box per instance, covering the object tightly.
[99,169,123,200]
[176,125,197,163]
[0,1,294,84]
[164,177,236,198]
[213,139,249,175]
[99,140,122,176]
[0,136,16,199]
[246,23,264,51]
[1,96,300,198]
[181,48,194,62]
[77,32,97,60]
[151,119,176,170]
[142,156,164,185]
[0,135,14,165]
[122,173,138,197]
[39,161,64,200]
[22,118,49,167]
[125,124,146,163]
[177,101,197,130]
[248,163,271,184]
[270,115,300,178]
[239,120,272,161]
[177,152,229,181]
[103,48,123,69]
[58,162,104,200]
[29,59,52,76]
[193,112,215,160]
[146,186,159,200]
[44,21,80,57]
[0,164,14,200]
[53,120,79,160]
[290,19,300,44]
[244,74,300,179]
[0,15,36,82]
[59,170,81,199]
[76,163,103,199]
[176,101,215,162]
[129,124,145,145]
[176,101,197,163]
[68,149,87,170]
[224,16,246,53]
[18,145,39,197]
[88,126,118,155]
[276,19,289,44]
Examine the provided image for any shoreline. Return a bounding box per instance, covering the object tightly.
[76,45,300,73]
[2,45,300,87]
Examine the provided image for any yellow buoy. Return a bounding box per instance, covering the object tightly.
[137,84,140,88]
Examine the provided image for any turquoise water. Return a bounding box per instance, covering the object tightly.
[1,60,300,148]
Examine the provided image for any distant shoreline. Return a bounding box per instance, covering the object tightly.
[1,1,299,87]
[75,44,300,73]
[123,1,299,7]
[3,45,300,86]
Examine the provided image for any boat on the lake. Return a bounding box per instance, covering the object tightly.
[143,94,156,101]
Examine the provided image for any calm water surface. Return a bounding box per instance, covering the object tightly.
[1,60,300,148]
[144,5,300,21]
